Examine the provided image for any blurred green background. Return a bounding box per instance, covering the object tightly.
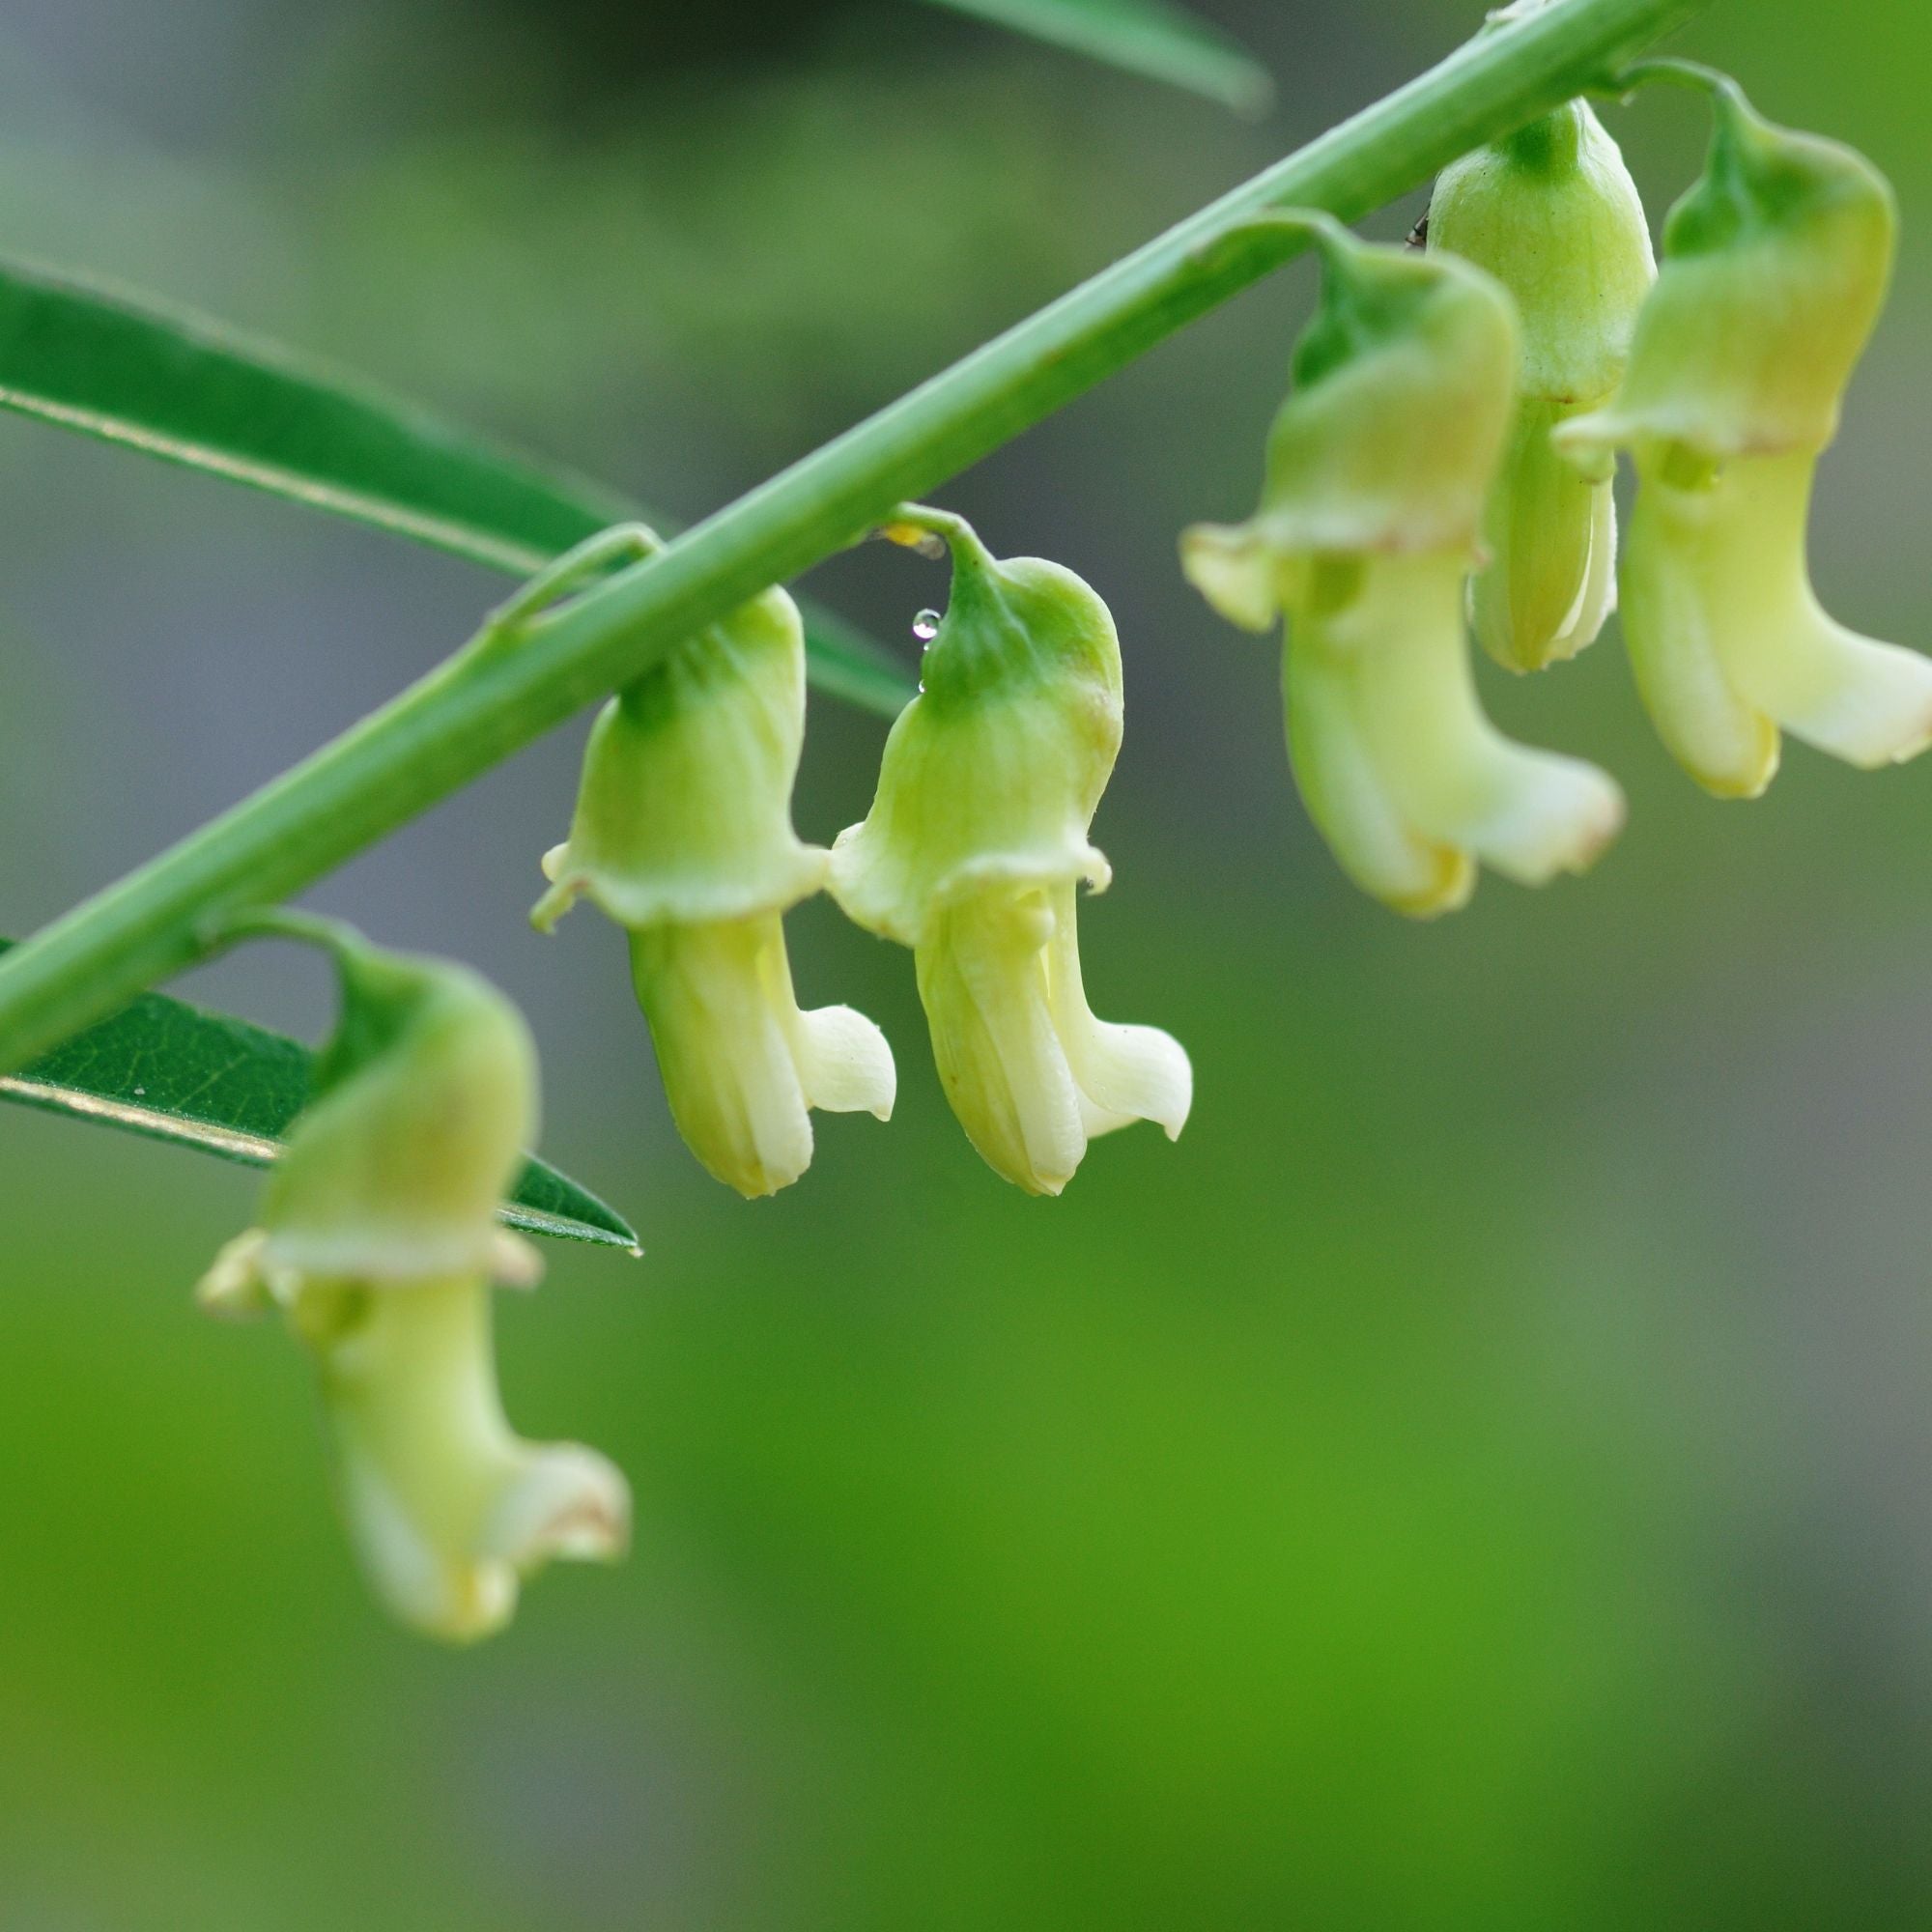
[2,0,1930,1924]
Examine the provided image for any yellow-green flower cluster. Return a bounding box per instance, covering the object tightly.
[1183,78,1925,915]
[1182,215,1625,917]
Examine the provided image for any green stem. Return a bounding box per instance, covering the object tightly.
[213,905,366,954]
[880,502,997,570]
[0,0,1711,1071]
[1611,54,1742,102]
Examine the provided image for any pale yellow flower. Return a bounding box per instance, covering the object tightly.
[832,516,1189,1195]
[200,941,627,1642]
[536,582,893,1197]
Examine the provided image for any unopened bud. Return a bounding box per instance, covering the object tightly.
[1430,101,1654,670]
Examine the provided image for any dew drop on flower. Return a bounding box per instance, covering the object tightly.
[912,609,942,642]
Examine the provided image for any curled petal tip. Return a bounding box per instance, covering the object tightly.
[1454,755,1625,888]
[1180,522,1283,634]
[1775,630,1932,771]
[488,1443,633,1570]
[791,1002,898,1122]
[489,1230,544,1290]
[196,1229,272,1319]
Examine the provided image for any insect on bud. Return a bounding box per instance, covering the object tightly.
[1181,214,1624,917]
[830,513,1191,1196]
[534,583,894,1199]
[1429,100,1655,672]
[197,933,629,1643]
[1559,79,1932,796]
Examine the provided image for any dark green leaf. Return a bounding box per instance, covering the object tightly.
[0,945,639,1254]
[914,0,1273,115]
[0,257,912,715]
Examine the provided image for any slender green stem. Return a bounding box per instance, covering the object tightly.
[214,905,367,958]
[881,502,996,569]
[1611,54,1742,102]
[0,0,1711,1071]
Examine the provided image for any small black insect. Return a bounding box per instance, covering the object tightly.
[1407,213,1430,250]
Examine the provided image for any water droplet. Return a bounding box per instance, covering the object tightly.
[912,609,942,642]
[132,1085,146,1096]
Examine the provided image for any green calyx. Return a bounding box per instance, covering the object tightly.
[1664,79,1889,256]
[1181,218,1519,633]
[897,508,1120,712]
[831,511,1122,947]
[1561,80,1896,469]
[533,584,827,933]
[202,926,541,1299]
[1252,221,1517,559]
[1286,216,1455,392]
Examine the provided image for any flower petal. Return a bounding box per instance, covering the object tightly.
[312,1274,630,1643]
[917,888,1087,1197]
[1044,884,1192,1143]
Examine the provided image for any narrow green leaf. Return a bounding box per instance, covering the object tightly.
[914,0,1273,115]
[0,257,912,716]
[0,944,639,1254]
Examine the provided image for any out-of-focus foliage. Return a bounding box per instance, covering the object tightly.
[914,0,1274,115]
[4,0,1932,1927]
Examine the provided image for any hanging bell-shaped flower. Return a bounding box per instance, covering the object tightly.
[534,582,895,1198]
[198,932,629,1643]
[1181,213,1624,917]
[1558,79,1931,796]
[830,511,1190,1196]
[1429,99,1655,671]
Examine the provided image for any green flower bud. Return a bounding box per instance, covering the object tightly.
[534,585,894,1198]
[831,514,1190,1195]
[1182,218,1624,917]
[1555,84,1929,796]
[198,935,628,1642]
[1430,101,1655,671]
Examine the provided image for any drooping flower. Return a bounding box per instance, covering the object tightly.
[534,582,894,1198]
[1558,79,1932,796]
[830,511,1190,1196]
[1181,213,1624,917]
[1429,99,1655,672]
[198,932,629,1642]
